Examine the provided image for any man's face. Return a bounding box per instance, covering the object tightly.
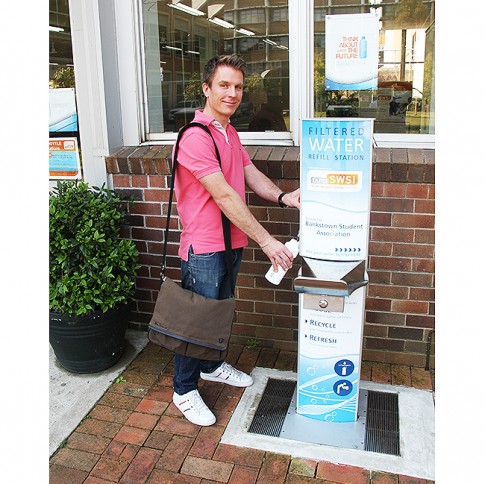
[202,65,244,123]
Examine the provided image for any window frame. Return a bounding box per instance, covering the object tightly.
[137,0,434,148]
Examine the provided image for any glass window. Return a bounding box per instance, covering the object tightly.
[141,0,435,139]
[141,0,290,134]
[239,8,266,24]
[314,0,435,134]
[49,0,74,87]
[49,0,79,139]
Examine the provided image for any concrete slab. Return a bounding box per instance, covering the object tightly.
[222,367,435,480]
[49,329,148,456]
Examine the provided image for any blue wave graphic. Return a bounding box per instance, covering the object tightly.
[297,354,360,422]
[325,78,377,90]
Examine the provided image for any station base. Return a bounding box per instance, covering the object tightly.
[281,388,368,450]
[248,377,400,456]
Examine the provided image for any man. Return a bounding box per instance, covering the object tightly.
[172,54,300,426]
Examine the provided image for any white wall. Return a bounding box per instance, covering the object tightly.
[69,0,142,187]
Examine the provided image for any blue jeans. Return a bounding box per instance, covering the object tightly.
[173,245,243,395]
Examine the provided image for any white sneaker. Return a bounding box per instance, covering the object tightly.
[200,362,253,387]
[172,389,216,426]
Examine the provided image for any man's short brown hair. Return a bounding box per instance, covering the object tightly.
[202,54,247,86]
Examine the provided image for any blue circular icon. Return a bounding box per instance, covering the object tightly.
[334,359,354,377]
[333,380,353,396]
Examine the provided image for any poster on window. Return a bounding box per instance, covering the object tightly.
[325,13,379,91]
[49,138,81,179]
[49,88,78,133]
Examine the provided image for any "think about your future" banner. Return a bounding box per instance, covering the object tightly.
[325,13,379,91]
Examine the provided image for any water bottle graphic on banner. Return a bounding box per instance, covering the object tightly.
[359,36,367,59]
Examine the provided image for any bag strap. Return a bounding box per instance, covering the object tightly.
[162,122,235,296]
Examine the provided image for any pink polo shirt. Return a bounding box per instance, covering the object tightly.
[173,110,252,260]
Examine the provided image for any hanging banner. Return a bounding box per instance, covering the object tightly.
[325,13,379,90]
[49,137,82,179]
[299,118,374,261]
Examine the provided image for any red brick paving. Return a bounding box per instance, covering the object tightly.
[113,425,151,446]
[120,447,161,483]
[90,456,130,482]
[156,435,195,473]
[391,365,412,387]
[316,461,371,483]
[124,411,159,431]
[213,444,265,468]
[134,397,169,415]
[288,458,318,477]
[258,452,291,483]
[50,464,89,483]
[189,426,225,458]
[229,464,259,483]
[50,447,100,473]
[65,432,111,454]
[89,404,133,424]
[103,440,140,461]
[180,455,234,481]
[50,343,435,483]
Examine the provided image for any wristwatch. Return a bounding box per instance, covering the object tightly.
[278,192,289,208]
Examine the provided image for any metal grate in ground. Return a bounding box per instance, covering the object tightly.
[364,390,400,456]
[247,378,296,437]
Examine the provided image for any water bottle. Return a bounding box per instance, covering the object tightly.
[265,238,299,285]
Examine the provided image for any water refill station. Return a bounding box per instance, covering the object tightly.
[263,118,379,450]
[295,117,373,423]
[236,117,433,470]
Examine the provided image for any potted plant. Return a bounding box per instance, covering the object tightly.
[49,180,140,373]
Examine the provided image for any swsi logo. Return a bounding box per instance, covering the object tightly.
[308,170,362,192]
[328,173,359,185]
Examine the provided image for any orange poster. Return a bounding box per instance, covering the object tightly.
[49,137,81,179]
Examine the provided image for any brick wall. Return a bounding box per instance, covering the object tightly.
[105,145,435,369]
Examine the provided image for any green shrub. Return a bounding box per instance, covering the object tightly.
[49,180,140,316]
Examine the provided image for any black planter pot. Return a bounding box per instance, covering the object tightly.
[49,305,129,374]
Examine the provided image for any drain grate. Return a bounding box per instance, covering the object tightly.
[248,379,401,456]
[248,378,296,437]
[364,390,400,456]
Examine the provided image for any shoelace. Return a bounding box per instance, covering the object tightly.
[221,363,243,380]
[189,392,207,412]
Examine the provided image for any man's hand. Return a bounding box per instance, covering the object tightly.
[260,237,295,272]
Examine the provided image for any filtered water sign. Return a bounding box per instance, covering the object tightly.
[299,118,374,261]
